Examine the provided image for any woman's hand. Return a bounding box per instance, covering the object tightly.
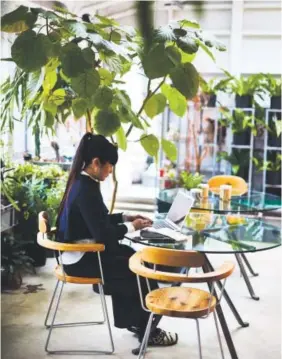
[132,218,152,230]
[125,214,153,224]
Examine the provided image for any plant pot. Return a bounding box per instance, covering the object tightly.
[235,95,253,109]
[232,130,251,145]
[207,94,217,107]
[1,266,22,290]
[270,96,282,109]
[266,170,281,186]
[25,242,46,267]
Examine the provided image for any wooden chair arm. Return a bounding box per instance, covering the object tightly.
[37,235,105,252]
[129,252,234,283]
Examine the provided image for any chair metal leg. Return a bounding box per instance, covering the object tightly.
[213,311,225,359]
[44,279,60,328]
[98,283,115,354]
[45,280,64,353]
[195,319,203,359]
[138,312,154,359]
[45,280,105,329]
[45,281,115,354]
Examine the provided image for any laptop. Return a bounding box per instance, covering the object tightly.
[153,190,194,230]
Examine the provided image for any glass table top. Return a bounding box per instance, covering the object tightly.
[157,188,282,214]
[128,214,281,254]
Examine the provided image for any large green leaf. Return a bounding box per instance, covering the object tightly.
[11,30,49,72]
[71,69,100,98]
[144,93,166,119]
[197,41,215,62]
[115,126,127,151]
[141,134,159,160]
[161,139,177,162]
[161,83,187,117]
[72,98,88,119]
[82,47,95,65]
[44,100,57,116]
[98,68,114,86]
[142,44,175,79]
[1,6,37,33]
[179,19,200,29]
[43,70,57,93]
[177,37,199,54]
[95,14,119,27]
[94,110,121,136]
[49,89,66,105]
[170,63,199,99]
[166,46,181,66]
[60,43,91,78]
[110,30,122,44]
[91,86,113,109]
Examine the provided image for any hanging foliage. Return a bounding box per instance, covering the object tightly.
[0,5,225,209]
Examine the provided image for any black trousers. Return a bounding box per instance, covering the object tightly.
[64,244,161,336]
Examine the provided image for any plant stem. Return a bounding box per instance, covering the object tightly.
[125,77,166,138]
[86,109,92,133]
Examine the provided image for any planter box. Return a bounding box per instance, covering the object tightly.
[235,95,253,108]
[1,204,18,232]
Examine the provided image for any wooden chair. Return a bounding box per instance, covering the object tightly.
[129,247,235,359]
[37,211,114,355]
[208,175,248,196]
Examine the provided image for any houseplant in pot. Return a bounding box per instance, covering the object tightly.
[1,233,33,290]
[263,75,281,147]
[230,74,265,109]
[216,149,250,182]
[220,107,256,145]
[199,75,232,107]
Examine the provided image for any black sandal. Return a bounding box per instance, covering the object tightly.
[132,329,178,355]
[147,328,178,347]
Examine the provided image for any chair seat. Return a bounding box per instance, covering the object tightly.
[145,287,216,318]
[54,265,102,285]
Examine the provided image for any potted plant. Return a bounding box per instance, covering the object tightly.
[199,75,232,107]
[3,162,67,267]
[253,151,281,188]
[230,74,265,108]
[179,171,204,190]
[220,108,256,145]
[262,75,281,147]
[1,233,33,290]
[216,149,250,182]
[263,75,281,109]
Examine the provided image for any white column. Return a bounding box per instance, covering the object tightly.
[229,0,244,75]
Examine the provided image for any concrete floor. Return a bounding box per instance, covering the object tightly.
[1,246,281,359]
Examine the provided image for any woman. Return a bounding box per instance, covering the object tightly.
[56,133,178,351]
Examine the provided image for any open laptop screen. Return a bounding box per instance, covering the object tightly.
[166,190,194,224]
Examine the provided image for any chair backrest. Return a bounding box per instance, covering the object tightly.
[129,247,235,283]
[37,211,105,253]
[208,175,247,195]
[141,247,205,268]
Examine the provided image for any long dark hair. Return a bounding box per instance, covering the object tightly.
[57,133,118,225]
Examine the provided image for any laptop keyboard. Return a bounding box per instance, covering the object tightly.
[153,221,175,230]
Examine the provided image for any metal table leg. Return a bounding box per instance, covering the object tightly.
[202,262,239,359]
[204,255,249,328]
[235,254,260,300]
[240,253,259,277]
